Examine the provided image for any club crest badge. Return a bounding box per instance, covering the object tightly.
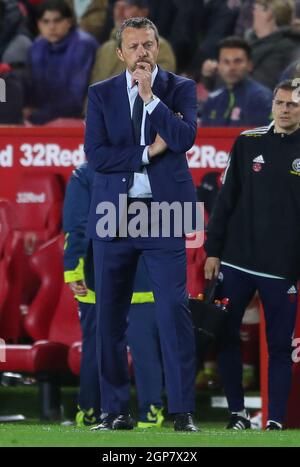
[292,159,300,173]
[290,159,300,176]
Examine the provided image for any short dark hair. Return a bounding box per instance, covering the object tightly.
[37,0,74,21]
[217,36,252,60]
[273,79,300,98]
[116,17,159,49]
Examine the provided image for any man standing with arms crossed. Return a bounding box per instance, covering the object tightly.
[205,79,300,431]
[85,17,199,432]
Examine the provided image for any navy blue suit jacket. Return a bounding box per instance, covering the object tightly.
[84,67,198,240]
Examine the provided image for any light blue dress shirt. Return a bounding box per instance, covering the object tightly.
[126,66,160,198]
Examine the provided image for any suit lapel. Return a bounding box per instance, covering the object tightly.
[114,72,134,142]
[152,67,169,98]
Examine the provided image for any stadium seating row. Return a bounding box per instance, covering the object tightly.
[0,231,81,419]
[0,190,206,419]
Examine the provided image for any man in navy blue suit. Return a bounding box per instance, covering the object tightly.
[85,17,199,432]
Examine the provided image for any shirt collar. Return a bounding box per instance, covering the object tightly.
[126,65,158,92]
[269,121,275,131]
[270,120,300,137]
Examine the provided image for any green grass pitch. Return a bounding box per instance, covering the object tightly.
[1,423,300,447]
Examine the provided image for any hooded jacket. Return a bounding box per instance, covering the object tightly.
[249,27,300,90]
[0,0,31,65]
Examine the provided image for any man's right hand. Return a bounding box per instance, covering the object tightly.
[148,133,168,159]
[68,280,88,297]
[204,257,221,280]
[201,59,218,78]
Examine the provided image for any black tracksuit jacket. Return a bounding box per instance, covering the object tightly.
[205,124,300,280]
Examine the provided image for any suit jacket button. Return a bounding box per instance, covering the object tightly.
[122,178,126,182]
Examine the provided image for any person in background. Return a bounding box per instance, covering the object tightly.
[65,0,108,40]
[90,0,176,84]
[0,63,24,124]
[0,0,32,124]
[279,0,300,83]
[204,79,300,430]
[0,0,32,66]
[24,0,98,124]
[63,163,100,427]
[196,171,260,392]
[281,59,300,81]
[188,0,240,80]
[234,0,254,38]
[63,162,165,428]
[201,36,272,127]
[248,0,298,90]
[149,0,240,77]
[19,0,44,37]
[135,0,196,74]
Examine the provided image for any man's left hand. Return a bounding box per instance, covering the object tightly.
[148,133,168,159]
[132,62,153,103]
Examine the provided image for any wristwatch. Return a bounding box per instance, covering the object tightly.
[145,94,157,106]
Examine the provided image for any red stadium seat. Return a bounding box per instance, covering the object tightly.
[24,235,65,341]
[15,172,64,249]
[0,234,81,419]
[0,199,24,342]
[14,172,64,304]
[46,282,81,348]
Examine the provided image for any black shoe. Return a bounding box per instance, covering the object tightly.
[112,414,135,430]
[226,412,251,430]
[266,421,282,431]
[90,413,117,431]
[174,413,199,432]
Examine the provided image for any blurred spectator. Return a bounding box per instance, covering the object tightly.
[188,0,240,80]
[0,0,32,66]
[65,0,108,40]
[234,0,254,38]
[248,0,298,90]
[281,59,300,81]
[296,0,300,16]
[148,1,239,76]
[19,1,44,37]
[63,161,165,429]
[280,1,300,81]
[90,0,176,84]
[0,0,32,124]
[0,63,24,124]
[90,0,120,44]
[201,37,272,127]
[24,0,98,125]
[139,0,200,74]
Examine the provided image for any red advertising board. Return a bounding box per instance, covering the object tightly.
[0,126,243,201]
[1,125,281,427]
